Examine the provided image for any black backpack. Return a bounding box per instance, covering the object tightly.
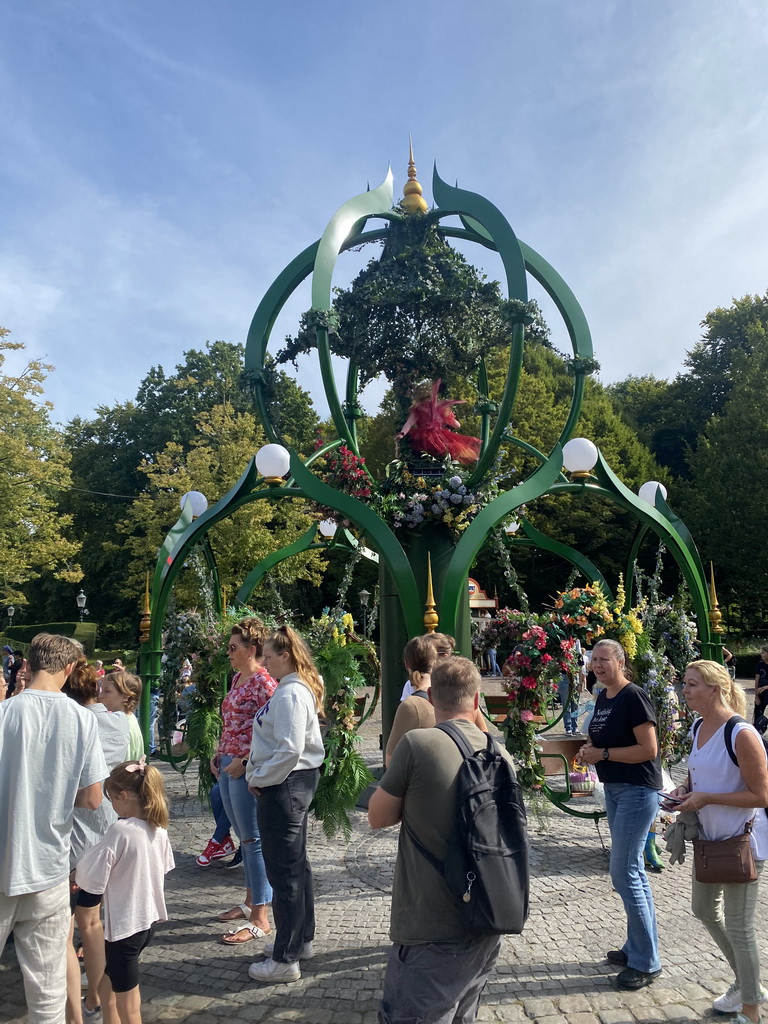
[402,721,530,935]
[691,715,768,819]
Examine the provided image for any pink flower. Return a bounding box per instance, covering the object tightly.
[540,653,553,664]
[520,709,535,723]
[521,676,537,689]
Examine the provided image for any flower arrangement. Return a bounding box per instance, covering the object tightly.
[375,464,490,538]
[551,584,612,644]
[603,576,643,659]
[499,614,580,789]
[480,608,531,654]
[313,441,372,501]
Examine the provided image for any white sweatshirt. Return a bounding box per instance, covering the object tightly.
[245,673,325,789]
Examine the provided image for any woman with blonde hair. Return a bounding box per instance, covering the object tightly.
[669,660,768,1023]
[578,638,663,991]
[99,671,144,760]
[245,625,325,985]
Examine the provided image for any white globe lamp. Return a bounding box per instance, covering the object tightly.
[318,519,338,539]
[180,490,208,519]
[638,481,668,506]
[504,521,520,535]
[562,437,599,477]
[255,443,291,484]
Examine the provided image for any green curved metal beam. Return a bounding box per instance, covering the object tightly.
[236,523,319,607]
[244,228,389,447]
[431,171,528,489]
[513,517,610,597]
[624,522,651,608]
[288,455,423,637]
[441,447,566,633]
[446,222,592,465]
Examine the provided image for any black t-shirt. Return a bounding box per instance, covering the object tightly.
[756,661,768,710]
[588,682,662,789]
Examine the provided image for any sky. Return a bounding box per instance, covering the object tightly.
[1,0,767,427]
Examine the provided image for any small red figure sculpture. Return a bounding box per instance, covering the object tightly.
[396,379,481,466]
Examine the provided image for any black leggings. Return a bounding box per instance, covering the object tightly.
[104,925,155,992]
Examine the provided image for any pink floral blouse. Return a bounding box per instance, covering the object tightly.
[219,670,278,757]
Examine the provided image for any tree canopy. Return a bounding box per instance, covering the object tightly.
[0,330,81,606]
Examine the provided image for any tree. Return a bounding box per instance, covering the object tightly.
[0,330,81,606]
[679,343,768,622]
[37,342,319,632]
[115,402,325,609]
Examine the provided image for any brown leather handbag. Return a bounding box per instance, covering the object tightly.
[692,819,757,884]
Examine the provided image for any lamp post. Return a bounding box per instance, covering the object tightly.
[358,588,371,636]
[76,589,87,623]
[7,605,15,629]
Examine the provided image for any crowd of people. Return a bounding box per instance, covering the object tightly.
[2,626,768,1024]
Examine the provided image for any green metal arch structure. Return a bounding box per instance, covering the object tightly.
[143,157,718,775]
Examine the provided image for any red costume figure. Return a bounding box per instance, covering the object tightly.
[396,380,481,466]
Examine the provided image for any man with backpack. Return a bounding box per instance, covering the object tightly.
[369,655,529,1024]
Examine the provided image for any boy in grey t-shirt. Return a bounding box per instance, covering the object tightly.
[0,634,108,1024]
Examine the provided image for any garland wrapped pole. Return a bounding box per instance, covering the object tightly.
[141,146,721,791]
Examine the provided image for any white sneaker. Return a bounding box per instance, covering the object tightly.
[263,939,313,960]
[247,958,301,984]
[713,982,768,1013]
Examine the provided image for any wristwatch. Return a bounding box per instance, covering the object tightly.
[602,748,610,761]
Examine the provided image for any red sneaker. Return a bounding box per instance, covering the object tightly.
[196,836,236,866]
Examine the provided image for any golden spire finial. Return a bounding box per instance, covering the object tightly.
[423,552,439,633]
[708,562,725,635]
[401,136,428,215]
[139,572,151,644]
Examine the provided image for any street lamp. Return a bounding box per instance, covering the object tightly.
[255,443,291,485]
[7,605,15,628]
[180,490,208,518]
[562,437,599,478]
[358,588,371,636]
[638,480,668,506]
[504,521,520,536]
[318,519,338,539]
[76,589,88,623]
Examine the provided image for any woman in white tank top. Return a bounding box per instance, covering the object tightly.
[670,660,768,1024]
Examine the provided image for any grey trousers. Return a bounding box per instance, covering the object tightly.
[691,859,764,1003]
[378,934,501,1024]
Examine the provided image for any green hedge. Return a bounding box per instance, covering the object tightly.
[0,633,30,655]
[4,622,98,656]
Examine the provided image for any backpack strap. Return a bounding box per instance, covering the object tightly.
[692,714,742,766]
[723,716,745,767]
[411,689,430,701]
[400,722,491,875]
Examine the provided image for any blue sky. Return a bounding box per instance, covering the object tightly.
[1,1,767,426]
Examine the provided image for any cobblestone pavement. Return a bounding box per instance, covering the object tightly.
[3,681,767,1024]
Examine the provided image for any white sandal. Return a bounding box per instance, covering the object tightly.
[217,902,251,922]
[220,923,268,944]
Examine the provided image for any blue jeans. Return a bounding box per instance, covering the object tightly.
[557,677,578,733]
[603,783,661,973]
[210,782,232,845]
[218,755,272,906]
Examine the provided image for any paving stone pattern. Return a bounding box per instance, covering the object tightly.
[2,682,767,1024]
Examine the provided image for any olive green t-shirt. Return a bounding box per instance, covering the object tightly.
[379,718,514,944]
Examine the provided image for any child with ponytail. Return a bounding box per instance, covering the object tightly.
[76,759,175,1024]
